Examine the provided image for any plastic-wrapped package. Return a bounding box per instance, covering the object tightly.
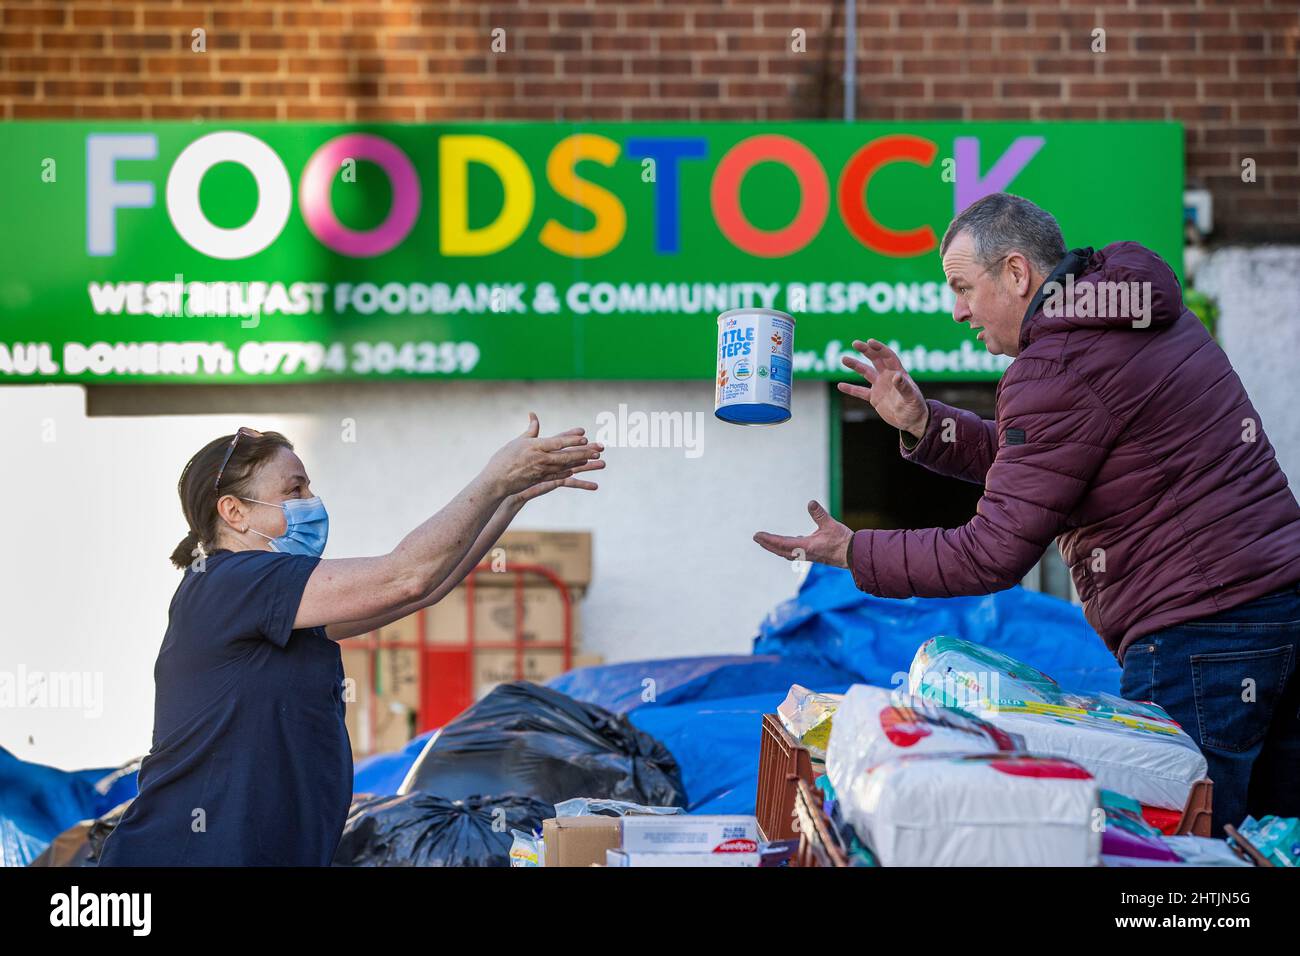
[826,684,1023,806]
[910,635,1060,704]
[839,753,1101,867]
[1099,790,1181,863]
[1233,815,1300,867]
[1159,836,1251,867]
[553,798,684,818]
[815,775,879,867]
[509,829,543,867]
[1102,825,1181,863]
[1100,789,1163,837]
[776,684,843,760]
[909,636,1207,810]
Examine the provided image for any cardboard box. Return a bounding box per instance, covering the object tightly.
[605,849,761,867]
[373,611,421,646]
[370,699,419,754]
[376,645,420,707]
[425,584,573,646]
[340,645,419,756]
[477,530,592,588]
[474,647,567,698]
[543,816,622,868]
[620,815,761,854]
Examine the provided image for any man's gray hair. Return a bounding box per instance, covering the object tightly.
[940,192,1066,276]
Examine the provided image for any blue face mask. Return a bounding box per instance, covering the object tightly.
[241,496,329,558]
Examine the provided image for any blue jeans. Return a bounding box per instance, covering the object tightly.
[1120,582,1300,838]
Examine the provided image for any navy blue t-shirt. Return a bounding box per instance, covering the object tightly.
[99,549,353,866]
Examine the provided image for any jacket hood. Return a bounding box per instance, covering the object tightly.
[1019,241,1186,351]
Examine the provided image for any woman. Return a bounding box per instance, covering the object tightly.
[99,413,604,866]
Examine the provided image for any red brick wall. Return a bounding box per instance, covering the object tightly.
[2,0,1296,240]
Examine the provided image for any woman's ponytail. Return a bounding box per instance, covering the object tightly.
[170,529,202,570]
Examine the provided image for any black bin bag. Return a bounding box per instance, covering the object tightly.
[29,799,133,868]
[332,792,552,867]
[398,681,687,808]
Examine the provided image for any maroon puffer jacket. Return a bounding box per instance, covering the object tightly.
[849,241,1300,662]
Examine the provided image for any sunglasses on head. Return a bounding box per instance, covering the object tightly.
[214,427,263,493]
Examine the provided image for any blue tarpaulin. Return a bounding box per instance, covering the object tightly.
[548,654,860,714]
[0,747,138,866]
[754,564,1121,695]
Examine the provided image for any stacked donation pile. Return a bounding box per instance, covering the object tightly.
[816,637,1229,866]
[826,684,1102,866]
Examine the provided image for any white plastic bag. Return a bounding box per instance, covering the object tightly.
[843,753,1101,867]
[826,684,1023,805]
[553,798,684,818]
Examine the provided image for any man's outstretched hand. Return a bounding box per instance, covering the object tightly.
[753,500,853,570]
[839,339,929,439]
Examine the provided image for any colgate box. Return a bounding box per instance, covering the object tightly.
[619,815,760,855]
[606,848,760,867]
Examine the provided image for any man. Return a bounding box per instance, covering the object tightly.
[754,192,1300,835]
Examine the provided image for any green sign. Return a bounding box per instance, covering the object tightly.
[0,122,1182,384]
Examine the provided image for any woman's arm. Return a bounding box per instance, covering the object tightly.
[323,456,604,641]
[322,495,524,641]
[292,415,601,630]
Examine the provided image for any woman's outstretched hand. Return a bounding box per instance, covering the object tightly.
[510,454,605,506]
[510,424,605,505]
[486,413,605,499]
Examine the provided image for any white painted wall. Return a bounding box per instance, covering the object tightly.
[0,380,827,770]
[1195,245,1300,490]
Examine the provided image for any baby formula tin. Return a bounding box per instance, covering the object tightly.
[715,308,796,425]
